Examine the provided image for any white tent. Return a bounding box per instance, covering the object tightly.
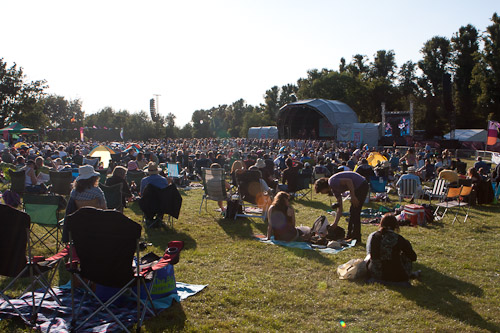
[336,123,381,147]
[443,129,487,142]
[247,126,278,139]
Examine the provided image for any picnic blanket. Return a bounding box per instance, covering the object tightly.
[254,234,356,254]
[0,282,206,332]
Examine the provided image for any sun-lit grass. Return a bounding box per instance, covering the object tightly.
[2,162,500,332]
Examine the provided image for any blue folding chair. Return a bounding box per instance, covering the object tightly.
[167,162,183,186]
[369,176,388,202]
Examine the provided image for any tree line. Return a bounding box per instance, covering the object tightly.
[1,13,499,141]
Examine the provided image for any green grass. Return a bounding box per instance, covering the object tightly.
[2,175,500,332]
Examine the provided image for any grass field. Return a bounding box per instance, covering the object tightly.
[2,174,500,332]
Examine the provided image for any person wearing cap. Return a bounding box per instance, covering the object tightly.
[314,171,369,243]
[140,162,169,195]
[69,165,107,209]
[396,166,423,199]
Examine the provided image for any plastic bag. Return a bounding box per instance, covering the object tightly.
[337,258,367,280]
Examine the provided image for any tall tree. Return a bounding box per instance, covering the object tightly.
[451,24,480,127]
[472,13,500,121]
[418,36,451,136]
[43,95,84,129]
[346,54,369,77]
[264,86,280,121]
[398,61,419,98]
[369,50,397,81]
[0,58,47,127]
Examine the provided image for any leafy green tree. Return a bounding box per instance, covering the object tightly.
[0,58,47,127]
[369,50,397,81]
[42,95,84,129]
[451,24,480,127]
[398,61,419,98]
[165,112,177,138]
[264,84,298,121]
[418,36,451,136]
[178,123,193,138]
[346,54,369,77]
[472,13,500,121]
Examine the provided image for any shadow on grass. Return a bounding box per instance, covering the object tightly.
[145,225,197,251]
[217,216,263,239]
[293,199,332,211]
[394,265,498,332]
[143,300,187,332]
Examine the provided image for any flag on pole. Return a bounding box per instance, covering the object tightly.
[79,127,84,142]
[120,128,124,140]
[487,121,500,146]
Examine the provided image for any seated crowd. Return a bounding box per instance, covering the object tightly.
[1,137,498,285]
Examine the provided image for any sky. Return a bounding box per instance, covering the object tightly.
[2,0,500,127]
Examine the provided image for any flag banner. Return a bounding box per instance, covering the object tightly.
[80,127,84,142]
[120,128,124,140]
[487,121,500,146]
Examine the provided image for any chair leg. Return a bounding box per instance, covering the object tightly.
[199,196,205,214]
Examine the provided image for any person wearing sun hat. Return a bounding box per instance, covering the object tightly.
[69,164,107,209]
[139,162,169,195]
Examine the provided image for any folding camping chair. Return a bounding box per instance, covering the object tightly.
[369,176,388,202]
[199,167,228,213]
[83,157,99,168]
[97,169,109,184]
[99,182,124,212]
[23,194,64,255]
[65,208,184,333]
[0,204,67,327]
[139,183,182,228]
[424,178,448,204]
[434,186,463,221]
[291,172,312,201]
[49,171,73,196]
[452,185,473,224]
[398,178,421,203]
[167,162,183,186]
[8,169,26,195]
[234,170,269,221]
[126,171,145,189]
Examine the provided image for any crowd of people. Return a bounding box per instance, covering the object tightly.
[1,136,498,285]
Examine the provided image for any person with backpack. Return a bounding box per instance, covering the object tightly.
[366,214,419,285]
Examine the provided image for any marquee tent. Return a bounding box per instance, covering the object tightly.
[0,122,36,134]
[247,126,278,139]
[337,123,381,148]
[443,129,487,142]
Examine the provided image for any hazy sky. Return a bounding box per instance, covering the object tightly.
[2,1,499,126]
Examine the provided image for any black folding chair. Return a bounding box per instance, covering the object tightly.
[65,207,183,333]
[139,184,182,228]
[49,171,73,196]
[234,170,268,221]
[8,169,26,195]
[0,204,67,327]
[99,182,124,211]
